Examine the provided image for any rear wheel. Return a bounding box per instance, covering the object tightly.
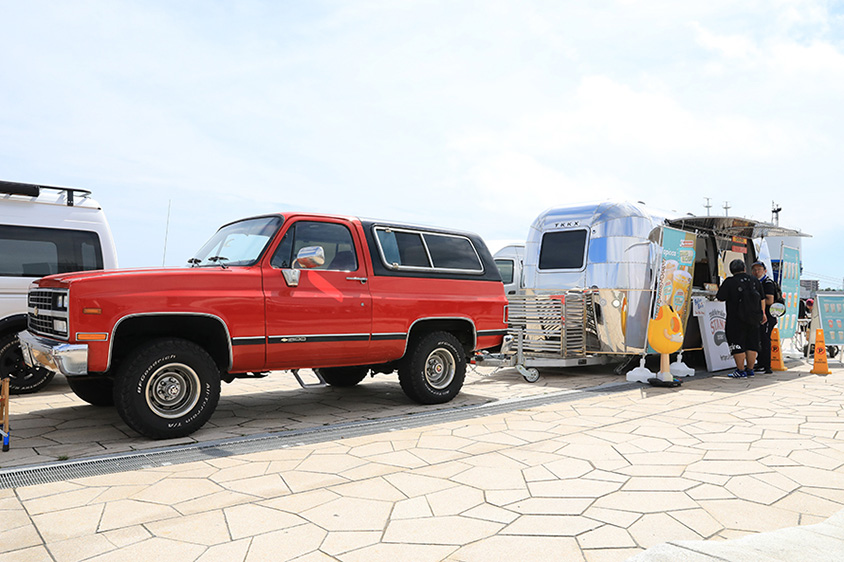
[68,377,114,406]
[0,333,55,394]
[314,367,368,387]
[399,331,466,404]
[113,338,221,439]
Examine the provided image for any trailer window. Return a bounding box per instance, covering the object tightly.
[538,230,588,270]
[0,225,103,278]
[495,259,515,284]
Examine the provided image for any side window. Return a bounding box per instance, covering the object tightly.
[374,227,483,272]
[495,259,515,284]
[376,229,431,268]
[0,225,103,277]
[271,221,358,271]
[538,229,588,270]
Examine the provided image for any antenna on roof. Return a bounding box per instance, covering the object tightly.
[704,197,712,216]
[162,199,172,266]
[723,201,731,216]
[771,201,782,226]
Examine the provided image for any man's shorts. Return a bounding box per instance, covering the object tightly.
[726,320,760,355]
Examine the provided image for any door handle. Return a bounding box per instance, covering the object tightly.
[346,277,368,284]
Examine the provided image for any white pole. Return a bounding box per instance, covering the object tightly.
[162,199,172,266]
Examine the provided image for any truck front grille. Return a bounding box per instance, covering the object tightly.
[27,288,69,340]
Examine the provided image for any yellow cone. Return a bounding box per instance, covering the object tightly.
[770,327,786,371]
[811,329,831,375]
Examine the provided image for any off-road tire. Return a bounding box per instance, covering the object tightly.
[68,377,114,406]
[314,367,369,387]
[398,331,466,404]
[0,332,55,394]
[113,338,221,439]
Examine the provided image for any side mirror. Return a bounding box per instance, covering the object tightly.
[296,246,325,269]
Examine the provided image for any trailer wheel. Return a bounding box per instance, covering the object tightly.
[314,367,368,387]
[399,331,466,404]
[113,338,220,439]
[523,368,540,383]
[68,377,114,406]
[0,333,55,394]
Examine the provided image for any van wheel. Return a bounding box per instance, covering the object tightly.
[68,377,114,406]
[314,367,368,387]
[113,338,221,439]
[399,331,466,404]
[0,333,55,394]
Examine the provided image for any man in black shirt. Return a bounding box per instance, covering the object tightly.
[752,261,777,374]
[716,259,766,378]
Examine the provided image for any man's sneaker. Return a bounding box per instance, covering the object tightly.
[754,365,766,372]
[744,369,755,377]
[728,369,746,378]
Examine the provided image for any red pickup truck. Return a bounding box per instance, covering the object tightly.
[19,213,507,439]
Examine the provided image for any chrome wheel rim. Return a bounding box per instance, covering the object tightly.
[425,347,456,390]
[145,362,200,419]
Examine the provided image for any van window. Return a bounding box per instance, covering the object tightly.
[495,259,515,284]
[271,221,358,270]
[538,229,588,270]
[374,227,483,273]
[0,225,103,277]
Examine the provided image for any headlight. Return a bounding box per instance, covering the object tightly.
[55,294,68,310]
[53,319,68,334]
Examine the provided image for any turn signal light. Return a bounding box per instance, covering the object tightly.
[76,333,109,341]
[82,308,102,315]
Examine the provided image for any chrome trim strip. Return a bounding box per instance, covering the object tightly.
[268,333,371,344]
[107,313,234,372]
[231,336,265,346]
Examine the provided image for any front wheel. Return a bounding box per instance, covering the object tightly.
[113,338,221,439]
[0,333,55,394]
[314,367,368,387]
[399,331,466,404]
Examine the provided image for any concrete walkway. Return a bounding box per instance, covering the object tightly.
[0,361,843,561]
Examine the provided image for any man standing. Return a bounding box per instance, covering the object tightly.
[716,259,767,378]
[752,261,777,374]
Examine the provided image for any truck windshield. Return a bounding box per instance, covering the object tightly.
[191,216,282,267]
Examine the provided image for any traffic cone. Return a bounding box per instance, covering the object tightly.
[770,327,786,372]
[811,329,830,375]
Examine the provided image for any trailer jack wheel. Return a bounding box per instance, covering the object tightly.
[516,365,540,383]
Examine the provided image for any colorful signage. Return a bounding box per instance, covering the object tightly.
[815,293,844,345]
[778,245,801,339]
[649,227,697,354]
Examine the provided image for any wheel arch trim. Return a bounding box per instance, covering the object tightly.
[107,312,234,372]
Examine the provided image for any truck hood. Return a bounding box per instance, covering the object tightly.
[36,267,239,287]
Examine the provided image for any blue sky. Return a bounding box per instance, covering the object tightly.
[2,1,843,288]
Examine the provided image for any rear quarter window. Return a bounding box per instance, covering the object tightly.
[374,227,483,273]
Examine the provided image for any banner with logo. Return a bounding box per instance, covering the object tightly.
[778,245,801,339]
[698,300,734,372]
[648,227,697,353]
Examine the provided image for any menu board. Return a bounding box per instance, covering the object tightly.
[816,293,844,345]
[778,246,801,339]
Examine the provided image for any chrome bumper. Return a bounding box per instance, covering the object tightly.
[17,331,88,377]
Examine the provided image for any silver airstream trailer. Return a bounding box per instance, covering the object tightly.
[477,200,805,379]
[493,244,525,296]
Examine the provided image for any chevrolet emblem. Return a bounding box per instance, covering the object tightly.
[33,307,39,317]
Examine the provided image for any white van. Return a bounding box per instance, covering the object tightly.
[493,245,525,295]
[0,181,118,393]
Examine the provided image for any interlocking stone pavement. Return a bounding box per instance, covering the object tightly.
[0,358,843,561]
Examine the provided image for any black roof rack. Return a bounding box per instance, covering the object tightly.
[0,180,93,207]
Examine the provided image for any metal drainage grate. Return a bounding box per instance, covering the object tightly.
[0,374,706,489]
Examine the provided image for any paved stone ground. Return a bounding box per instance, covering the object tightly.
[1,365,621,469]
[0,359,843,561]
